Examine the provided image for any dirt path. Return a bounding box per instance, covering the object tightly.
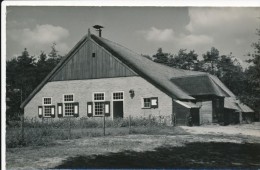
[181,122,260,137]
[6,125,260,169]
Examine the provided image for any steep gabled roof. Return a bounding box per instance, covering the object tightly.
[21,32,236,108]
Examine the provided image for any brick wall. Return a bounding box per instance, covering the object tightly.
[24,76,173,124]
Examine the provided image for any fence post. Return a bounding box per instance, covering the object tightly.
[68,118,71,139]
[103,114,106,136]
[20,114,24,145]
[129,115,131,133]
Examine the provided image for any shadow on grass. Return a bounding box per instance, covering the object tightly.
[55,142,260,169]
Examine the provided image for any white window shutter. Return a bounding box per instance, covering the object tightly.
[38,106,43,118]
[104,101,110,116]
[57,103,63,118]
[87,102,93,117]
[74,102,79,117]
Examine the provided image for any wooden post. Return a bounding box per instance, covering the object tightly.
[68,118,71,139]
[129,115,131,133]
[103,113,106,136]
[20,113,24,144]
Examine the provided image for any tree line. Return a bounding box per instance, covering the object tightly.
[149,30,259,119]
[6,30,260,121]
[6,44,63,121]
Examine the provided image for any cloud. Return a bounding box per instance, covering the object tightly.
[7,24,70,55]
[12,24,69,46]
[186,8,259,36]
[138,27,213,47]
[138,27,175,42]
[179,34,213,46]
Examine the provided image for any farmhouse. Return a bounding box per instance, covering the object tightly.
[20,29,252,126]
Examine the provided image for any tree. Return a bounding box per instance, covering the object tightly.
[6,48,37,120]
[47,43,62,68]
[241,29,260,119]
[152,48,170,64]
[202,47,220,75]
[216,54,246,95]
[168,49,199,70]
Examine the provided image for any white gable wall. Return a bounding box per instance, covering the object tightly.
[24,76,173,124]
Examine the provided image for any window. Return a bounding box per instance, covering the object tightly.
[94,93,104,101]
[142,97,158,109]
[63,94,74,116]
[113,92,123,100]
[64,94,74,102]
[143,98,151,108]
[94,102,104,116]
[42,97,52,117]
[93,92,105,116]
[92,53,96,58]
[44,106,52,117]
[43,97,52,105]
[64,103,74,116]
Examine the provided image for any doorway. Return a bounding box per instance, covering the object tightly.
[113,101,124,118]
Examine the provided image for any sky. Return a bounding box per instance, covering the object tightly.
[6,6,260,68]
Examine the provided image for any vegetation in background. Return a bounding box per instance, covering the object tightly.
[6,43,63,122]
[150,29,260,119]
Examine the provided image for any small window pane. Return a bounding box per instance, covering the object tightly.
[64,95,74,102]
[94,93,104,101]
[113,92,123,100]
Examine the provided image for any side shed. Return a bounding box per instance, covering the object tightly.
[173,100,200,126]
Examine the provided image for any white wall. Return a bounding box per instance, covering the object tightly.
[24,76,173,124]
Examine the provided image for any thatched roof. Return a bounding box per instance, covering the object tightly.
[171,74,235,97]
[225,98,254,113]
[92,34,235,99]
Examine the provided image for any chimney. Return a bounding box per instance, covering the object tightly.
[93,25,104,37]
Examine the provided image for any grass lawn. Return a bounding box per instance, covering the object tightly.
[6,124,260,169]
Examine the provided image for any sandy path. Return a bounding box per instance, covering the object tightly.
[181,123,260,137]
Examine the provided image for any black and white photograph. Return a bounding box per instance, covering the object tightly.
[2,1,260,169]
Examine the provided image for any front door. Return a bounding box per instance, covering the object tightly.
[113,101,123,118]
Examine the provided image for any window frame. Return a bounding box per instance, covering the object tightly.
[142,97,151,109]
[63,94,74,103]
[93,92,105,116]
[42,97,52,106]
[42,97,52,117]
[63,94,75,117]
[112,91,124,101]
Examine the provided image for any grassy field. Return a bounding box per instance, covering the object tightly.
[6,120,260,169]
[6,117,171,148]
